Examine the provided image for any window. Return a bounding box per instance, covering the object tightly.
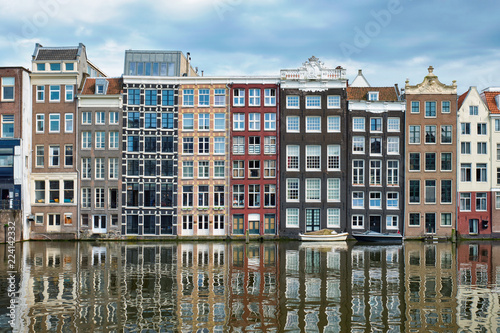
[143,136,156,153]
[49,114,60,133]
[370,137,381,154]
[476,163,487,182]
[353,117,365,131]
[35,180,45,203]
[264,136,276,154]
[248,184,260,207]
[35,146,44,167]
[198,89,209,106]
[461,142,471,154]
[159,113,173,129]
[128,89,140,105]
[248,136,260,154]
[183,137,194,154]
[352,215,364,228]
[387,192,399,209]
[461,123,470,135]
[214,160,225,178]
[233,113,244,131]
[233,89,245,106]
[386,216,398,229]
[497,193,500,209]
[287,95,299,108]
[109,188,118,209]
[233,136,244,154]
[144,113,156,128]
[212,185,225,207]
[425,125,436,143]
[306,116,321,132]
[387,118,400,132]
[262,160,275,178]
[1,115,14,138]
[409,213,420,226]
[352,192,364,208]
[198,185,209,207]
[496,119,500,132]
[287,116,300,132]
[182,186,193,207]
[327,178,340,202]
[477,142,487,154]
[441,101,450,113]
[95,132,105,149]
[326,116,340,132]
[198,137,209,154]
[470,219,478,234]
[232,184,244,207]
[477,123,487,135]
[441,153,452,171]
[65,85,73,101]
[64,145,73,167]
[306,145,321,170]
[369,192,382,209]
[425,153,436,171]
[162,89,174,106]
[368,91,379,101]
[353,136,365,153]
[306,96,321,108]
[370,118,382,132]
[232,161,244,178]
[81,188,91,208]
[95,158,105,179]
[183,114,194,130]
[387,160,399,185]
[497,168,500,185]
[441,213,452,226]
[441,125,452,144]
[425,180,436,204]
[94,188,105,209]
[461,163,471,182]
[264,89,276,106]
[476,193,487,211]
[214,137,225,154]
[127,160,139,176]
[49,85,60,102]
[460,193,471,211]
[127,112,139,128]
[127,136,139,152]
[196,160,209,178]
[264,184,276,207]
[469,105,478,115]
[161,159,173,177]
[327,209,340,228]
[441,180,452,204]
[248,113,260,130]
[305,179,321,202]
[287,145,299,170]
[50,63,60,71]
[370,160,382,186]
[286,178,299,202]
[36,63,46,71]
[82,158,91,179]
[425,101,436,117]
[49,180,59,203]
[327,95,340,108]
[49,145,60,167]
[387,137,399,154]
[409,180,420,203]
[199,113,209,130]
[214,114,225,131]
[264,113,276,130]
[248,160,260,178]
[183,161,194,178]
[287,208,299,228]
[36,86,44,102]
[408,125,420,144]
[109,158,119,179]
[183,89,194,106]
[214,89,226,106]
[109,131,119,149]
[249,89,261,106]
[352,160,364,185]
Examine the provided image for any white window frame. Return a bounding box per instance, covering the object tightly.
[64,113,73,133]
[352,215,364,229]
[49,85,60,102]
[327,95,340,109]
[287,145,299,171]
[233,88,245,106]
[353,117,365,131]
[305,178,321,202]
[287,116,300,133]
[306,145,321,171]
[327,208,340,228]
[264,88,276,106]
[233,113,245,131]
[65,85,74,102]
[327,116,340,132]
[286,178,299,202]
[49,113,60,133]
[306,116,321,133]
[352,136,365,154]
[327,145,340,171]
[306,95,321,109]
[387,192,399,209]
[248,113,261,131]
[286,95,299,109]
[109,158,119,179]
[387,137,400,154]
[327,178,340,202]
[36,114,45,133]
[183,89,194,106]
[95,158,105,179]
[264,113,276,131]
[369,192,382,209]
[214,114,225,131]
[249,88,261,106]
[352,192,364,209]
[387,118,400,132]
[109,131,119,149]
[286,208,299,228]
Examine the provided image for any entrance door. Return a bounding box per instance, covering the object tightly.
[47,214,61,232]
[213,215,225,236]
[306,209,321,232]
[93,215,107,234]
[198,215,209,236]
[369,216,381,232]
[264,214,276,235]
[233,215,244,235]
[249,214,260,235]
[425,213,436,234]
[182,215,193,236]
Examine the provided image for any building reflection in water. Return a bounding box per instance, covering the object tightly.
[3,241,500,331]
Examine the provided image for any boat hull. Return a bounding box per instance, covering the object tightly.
[299,233,349,241]
[352,232,402,243]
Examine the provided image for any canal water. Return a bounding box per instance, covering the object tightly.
[1,241,499,332]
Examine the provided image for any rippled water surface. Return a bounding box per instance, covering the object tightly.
[1,241,500,332]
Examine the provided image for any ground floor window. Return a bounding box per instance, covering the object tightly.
[469,219,479,234]
[409,213,420,226]
[441,213,452,226]
[144,215,156,234]
[161,215,173,234]
[425,213,436,234]
[352,215,364,228]
[127,215,138,234]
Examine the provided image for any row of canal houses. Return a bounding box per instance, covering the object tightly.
[1,43,500,241]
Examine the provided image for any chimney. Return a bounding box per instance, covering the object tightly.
[358,69,362,75]
[186,52,191,76]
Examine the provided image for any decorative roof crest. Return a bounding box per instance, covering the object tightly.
[405,66,456,94]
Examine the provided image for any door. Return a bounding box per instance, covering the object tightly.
[369,215,381,232]
[213,215,225,236]
[425,213,436,234]
[47,214,61,232]
[306,209,321,232]
[182,215,193,236]
[233,215,244,235]
[264,214,276,235]
[93,215,107,234]
[198,215,209,236]
[249,214,260,235]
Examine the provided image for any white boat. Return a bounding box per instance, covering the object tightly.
[299,229,349,241]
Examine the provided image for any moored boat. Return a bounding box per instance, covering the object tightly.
[299,229,349,241]
[352,230,403,243]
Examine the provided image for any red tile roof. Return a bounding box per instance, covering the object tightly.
[483,91,500,114]
[457,91,468,109]
[347,86,399,101]
[81,77,122,95]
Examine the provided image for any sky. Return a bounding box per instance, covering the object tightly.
[1,0,499,93]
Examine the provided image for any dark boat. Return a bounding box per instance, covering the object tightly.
[352,230,403,243]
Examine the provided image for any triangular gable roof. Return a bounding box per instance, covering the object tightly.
[482,91,500,114]
[457,91,468,109]
[80,77,123,95]
[347,86,399,101]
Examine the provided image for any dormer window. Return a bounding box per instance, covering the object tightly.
[65,63,74,71]
[37,63,45,71]
[95,79,108,95]
[368,91,379,101]
[50,63,61,71]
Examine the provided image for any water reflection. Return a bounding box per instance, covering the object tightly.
[2,241,500,331]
